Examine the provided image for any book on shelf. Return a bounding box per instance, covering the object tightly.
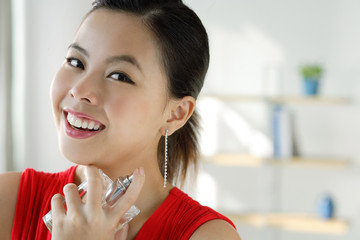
[272,104,294,159]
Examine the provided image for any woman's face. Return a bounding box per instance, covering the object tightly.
[50,9,169,169]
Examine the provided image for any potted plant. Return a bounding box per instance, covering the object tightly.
[299,64,323,96]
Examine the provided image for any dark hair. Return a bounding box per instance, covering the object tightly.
[90,0,209,186]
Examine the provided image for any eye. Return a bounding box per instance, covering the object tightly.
[65,57,85,69]
[108,72,135,85]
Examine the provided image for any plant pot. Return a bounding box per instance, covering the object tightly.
[303,77,320,96]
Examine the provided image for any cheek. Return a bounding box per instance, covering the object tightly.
[50,69,70,118]
[106,94,144,122]
[105,92,164,131]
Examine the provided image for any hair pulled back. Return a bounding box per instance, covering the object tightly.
[91,0,209,186]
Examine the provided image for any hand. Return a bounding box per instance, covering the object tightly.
[51,166,145,240]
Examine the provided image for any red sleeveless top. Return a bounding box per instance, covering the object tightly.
[11,167,236,239]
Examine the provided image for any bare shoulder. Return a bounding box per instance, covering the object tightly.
[0,172,22,239]
[189,219,241,240]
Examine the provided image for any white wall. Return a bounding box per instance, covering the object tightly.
[0,0,12,172]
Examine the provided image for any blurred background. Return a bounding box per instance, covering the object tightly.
[1,0,360,239]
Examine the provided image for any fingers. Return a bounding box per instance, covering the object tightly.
[84,166,103,211]
[51,193,66,226]
[110,168,145,220]
[51,166,145,239]
[63,183,82,214]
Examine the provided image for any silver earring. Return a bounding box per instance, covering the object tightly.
[164,129,168,188]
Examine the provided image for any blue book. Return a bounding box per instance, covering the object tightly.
[272,105,293,159]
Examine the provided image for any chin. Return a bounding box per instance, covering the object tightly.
[60,146,99,166]
[58,137,102,164]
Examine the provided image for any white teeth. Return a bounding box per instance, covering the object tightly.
[67,114,76,126]
[74,119,82,128]
[81,121,88,129]
[67,112,102,131]
[88,121,95,129]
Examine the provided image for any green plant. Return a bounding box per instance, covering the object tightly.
[299,64,323,80]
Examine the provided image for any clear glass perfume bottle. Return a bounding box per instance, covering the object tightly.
[43,170,140,233]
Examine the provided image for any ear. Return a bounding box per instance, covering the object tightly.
[165,96,196,135]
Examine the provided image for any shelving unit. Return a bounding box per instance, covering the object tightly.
[199,94,352,238]
[200,94,351,105]
[227,213,349,235]
[203,154,350,169]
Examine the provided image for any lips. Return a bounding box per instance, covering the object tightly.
[63,110,105,139]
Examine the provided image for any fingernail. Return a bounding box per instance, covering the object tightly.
[139,167,145,176]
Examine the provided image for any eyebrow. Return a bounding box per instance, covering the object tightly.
[68,43,89,57]
[68,43,143,73]
[106,55,143,73]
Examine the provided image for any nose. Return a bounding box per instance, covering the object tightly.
[69,73,101,105]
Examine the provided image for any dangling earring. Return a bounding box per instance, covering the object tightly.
[164,129,168,188]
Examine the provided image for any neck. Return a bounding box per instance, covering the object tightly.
[74,154,173,238]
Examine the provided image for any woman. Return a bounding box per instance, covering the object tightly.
[0,0,241,239]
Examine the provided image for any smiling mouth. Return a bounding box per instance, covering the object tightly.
[65,112,105,132]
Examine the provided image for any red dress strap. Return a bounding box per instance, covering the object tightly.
[11,166,77,240]
[135,187,236,239]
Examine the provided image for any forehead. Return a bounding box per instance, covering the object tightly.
[74,9,163,73]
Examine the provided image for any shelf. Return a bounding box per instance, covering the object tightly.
[203,154,350,169]
[227,213,349,235]
[203,154,263,167]
[200,94,350,105]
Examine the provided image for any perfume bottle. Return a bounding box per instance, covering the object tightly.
[43,170,140,233]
